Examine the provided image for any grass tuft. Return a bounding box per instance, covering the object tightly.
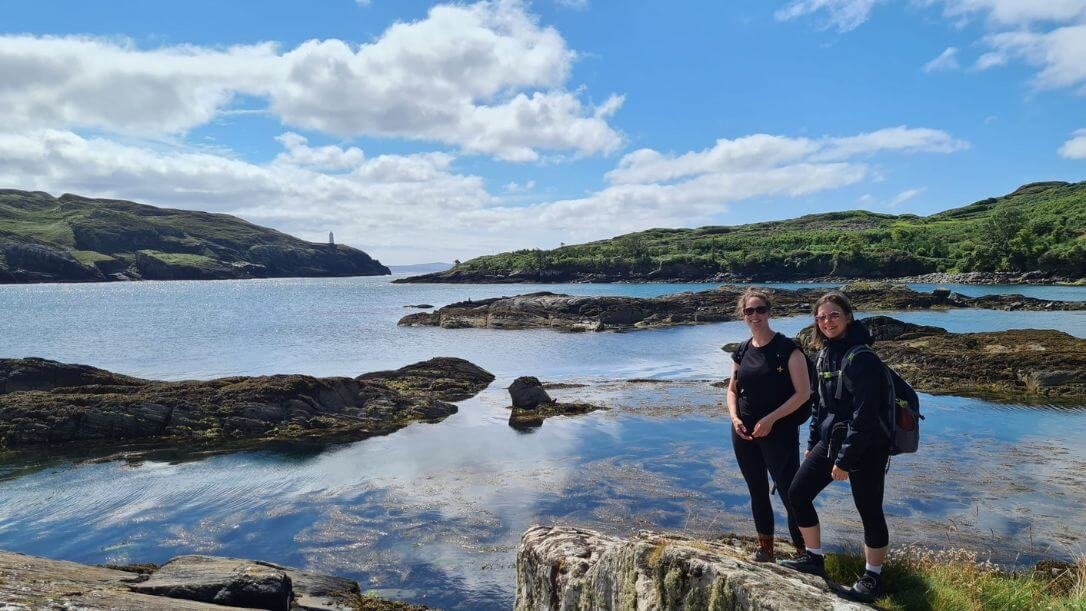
[824,546,1086,610]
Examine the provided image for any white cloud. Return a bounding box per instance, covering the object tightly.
[775,0,882,32]
[888,187,925,207]
[923,46,961,72]
[0,1,623,162]
[979,25,1086,89]
[554,0,589,9]
[503,180,535,193]
[937,0,1086,26]
[606,127,967,185]
[1058,129,1086,158]
[0,124,969,261]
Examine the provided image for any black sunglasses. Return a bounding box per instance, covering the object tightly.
[743,305,769,316]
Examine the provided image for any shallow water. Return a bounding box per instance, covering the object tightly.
[0,277,1083,609]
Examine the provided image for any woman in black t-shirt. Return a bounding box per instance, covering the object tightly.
[726,288,812,562]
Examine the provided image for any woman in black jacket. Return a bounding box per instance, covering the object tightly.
[780,292,891,603]
[726,288,811,562]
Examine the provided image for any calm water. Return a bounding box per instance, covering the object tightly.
[0,277,1083,609]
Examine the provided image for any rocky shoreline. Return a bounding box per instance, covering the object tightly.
[398,282,1084,333]
[0,550,424,610]
[821,316,1084,404]
[395,268,1081,286]
[0,357,493,452]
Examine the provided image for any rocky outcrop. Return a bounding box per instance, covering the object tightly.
[0,189,390,283]
[506,376,605,429]
[515,526,870,610]
[0,357,493,451]
[399,283,1084,333]
[0,550,424,610]
[791,317,1086,404]
[509,376,554,408]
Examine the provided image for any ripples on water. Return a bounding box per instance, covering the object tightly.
[0,277,1083,609]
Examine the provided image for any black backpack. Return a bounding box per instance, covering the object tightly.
[818,344,923,455]
[734,338,816,427]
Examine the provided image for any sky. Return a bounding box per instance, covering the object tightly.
[1,0,1084,264]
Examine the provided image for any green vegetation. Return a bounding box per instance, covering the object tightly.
[454,181,1086,280]
[825,546,1086,610]
[0,189,388,281]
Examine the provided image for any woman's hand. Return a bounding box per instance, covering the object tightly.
[732,417,752,440]
[804,449,811,460]
[751,415,776,438]
[831,465,849,481]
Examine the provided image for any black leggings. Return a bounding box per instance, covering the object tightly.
[732,423,802,547]
[788,439,890,548]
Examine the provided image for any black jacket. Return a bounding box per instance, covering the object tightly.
[807,320,889,471]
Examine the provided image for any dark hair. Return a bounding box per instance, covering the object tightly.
[734,288,772,318]
[810,291,854,349]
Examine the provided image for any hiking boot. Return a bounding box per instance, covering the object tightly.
[746,534,775,562]
[747,547,774,562]
[848,571,884,602]
[778,551,826,577]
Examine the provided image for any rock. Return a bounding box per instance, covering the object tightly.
[0,357,493,451]
[0,549,420,610]
[358,356,495,402]
[404,304,434,309]
[509,402,604,430]
[399,284,1083,333]
[721,342,742,353]
[515,525,871,610]
[509,376,553,408]
[848,316,947,342]
[131,556,291,610]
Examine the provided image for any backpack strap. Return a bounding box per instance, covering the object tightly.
[839,345,894,439]
[733,338,752,390]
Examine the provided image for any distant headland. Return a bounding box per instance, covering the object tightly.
[0,190,390,283]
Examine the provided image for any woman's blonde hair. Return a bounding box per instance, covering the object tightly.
[810,291,854,349]
[734,288,772,318]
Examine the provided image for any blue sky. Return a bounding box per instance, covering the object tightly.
[1,0,1083,263]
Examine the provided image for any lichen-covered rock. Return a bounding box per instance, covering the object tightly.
[131,556,292,610]
[0,357,493,451]
[515,525,870,610]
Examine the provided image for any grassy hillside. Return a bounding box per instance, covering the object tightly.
[0,190,389,282]
[445,181,1086,281]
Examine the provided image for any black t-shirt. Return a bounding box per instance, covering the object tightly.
[733,333,799,426]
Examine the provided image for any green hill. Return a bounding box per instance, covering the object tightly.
[399,181,1085,283]
[0,190,389,283]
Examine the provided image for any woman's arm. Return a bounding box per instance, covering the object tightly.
[751,349,811,438]
[834,351,883,471]
[727,360,752,440]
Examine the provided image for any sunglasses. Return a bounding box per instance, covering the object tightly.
[743,305,769,316]
[814,311,843,322]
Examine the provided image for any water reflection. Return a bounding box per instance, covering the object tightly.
[1,384,1083,609]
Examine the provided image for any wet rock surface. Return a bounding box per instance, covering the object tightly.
[515,525,870,610]
[0,357,493,451]
[399,282,1083,333]
[0,550,424,610]
[506,376,606,429]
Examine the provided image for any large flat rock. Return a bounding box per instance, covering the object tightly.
[0,356,493,451]
[515,525,871,610]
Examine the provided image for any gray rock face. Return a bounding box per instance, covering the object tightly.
[132,556,291,610]
[0,550,414,610]
[509,376,553,408]
[515,525,871,610]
